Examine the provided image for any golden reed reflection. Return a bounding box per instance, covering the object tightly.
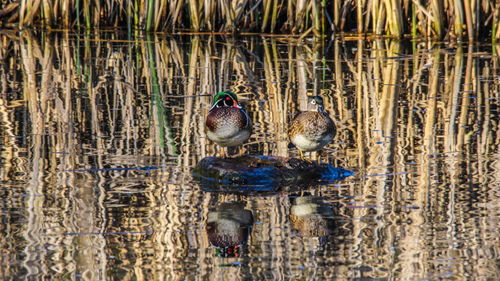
[0,31,498,280]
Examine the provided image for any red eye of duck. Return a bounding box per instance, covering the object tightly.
[226,97,232,101]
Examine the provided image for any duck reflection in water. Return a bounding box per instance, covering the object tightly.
[290,194,335,238]
[206,201,253,258]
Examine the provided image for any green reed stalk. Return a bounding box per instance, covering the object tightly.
[493,13,497,44]
[134,0,138,29]
[76,0,80,30]
[312,0,321,34]
[146,0,154,31]
[261,0,271,32]
[411,1,416,37]
[492,2,500,39]
[83,0,90,29]
[322,0,326,35]
[127,0,131,34]
[146,34,167,151]
[271,0,278,33]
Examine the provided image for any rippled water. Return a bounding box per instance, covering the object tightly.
[0,31,499,280]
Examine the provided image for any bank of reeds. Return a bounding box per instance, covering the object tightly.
[1,0,499,40]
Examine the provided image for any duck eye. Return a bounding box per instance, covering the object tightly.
[311,99,316,105]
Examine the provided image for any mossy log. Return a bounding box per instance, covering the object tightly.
[192,155,354,193]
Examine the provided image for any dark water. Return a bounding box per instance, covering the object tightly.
[0,31,499,280]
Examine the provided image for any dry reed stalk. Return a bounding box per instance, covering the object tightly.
[263,39,288,155]
[424,49,440,149]
[463,0,474,41]
[385,0,404,38]
[430,0,443,38]
[295,0,307,33]
[375,0,386,35]
[445,46,463,152]
[221,0,234,31]
[296,46,308,111]
[479,58,491,156]
[286,0,294,30]
[312,0,320,34]
[456,49,473,147]
[41,0,52,26]
[379,40,401,136]
[454,0,465,41]
[180,36,199,165]
[355,40,365,166]
[357,0,363,33]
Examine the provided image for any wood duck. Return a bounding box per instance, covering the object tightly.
[206,202,253,257]
[288,96,336,162]
[290,196,335,238]
[205,91,252,157]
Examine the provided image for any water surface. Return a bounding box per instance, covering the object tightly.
[0,31,499,280]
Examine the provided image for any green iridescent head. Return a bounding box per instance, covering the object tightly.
[210,91,242,111]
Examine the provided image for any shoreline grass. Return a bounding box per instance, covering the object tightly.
[1,0,499,41]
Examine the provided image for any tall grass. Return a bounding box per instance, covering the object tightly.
[1,0,498,40]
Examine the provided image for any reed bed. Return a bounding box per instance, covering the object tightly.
[1,0,498,40]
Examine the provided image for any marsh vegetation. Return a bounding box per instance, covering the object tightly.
[0,0,497,41]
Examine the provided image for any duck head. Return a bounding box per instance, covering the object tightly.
[210,91,243,111]
[306,96,325,112]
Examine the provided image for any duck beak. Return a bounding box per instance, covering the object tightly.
[233,102,243,109]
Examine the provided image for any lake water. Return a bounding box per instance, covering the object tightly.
[0,31,499,280]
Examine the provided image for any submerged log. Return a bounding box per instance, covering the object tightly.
[192,155,354,193]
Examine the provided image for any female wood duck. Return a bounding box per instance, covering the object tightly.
[205,91,252,157]
[290,195,335,238]
[288,96,335,162]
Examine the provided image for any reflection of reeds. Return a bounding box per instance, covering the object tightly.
[2,1,498,40]
[0,32,498,280]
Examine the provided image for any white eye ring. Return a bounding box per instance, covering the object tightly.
[311,99,316,105]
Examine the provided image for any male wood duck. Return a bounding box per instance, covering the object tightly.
[288,96,335,162]
[206,202,253,258]
[205,91,252,157]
